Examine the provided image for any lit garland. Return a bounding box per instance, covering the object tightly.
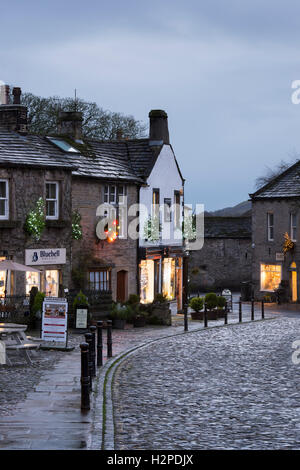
[72,210,83,240]
[24,197,46,241]
[105,219,118,243]
[283,232,295,253]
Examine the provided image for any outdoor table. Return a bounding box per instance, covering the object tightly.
[0,323,38,365]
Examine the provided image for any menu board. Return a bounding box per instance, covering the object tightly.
[42,298,68,343]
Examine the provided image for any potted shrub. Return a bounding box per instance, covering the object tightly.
[189,297,204,320]
[72,290,90,327]
[110,303,133,329]
[150,293,171,326]
[204,292,218,320]
[215,295,227,318]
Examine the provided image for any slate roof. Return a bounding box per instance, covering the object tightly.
[204,216,252,238]
[0,126,74,170]
[0,125,175,183]
[250,160,300,199]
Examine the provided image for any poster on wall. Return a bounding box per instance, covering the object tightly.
[42,298,68,344]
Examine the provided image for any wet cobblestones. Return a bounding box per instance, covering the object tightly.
[113,316,300,450]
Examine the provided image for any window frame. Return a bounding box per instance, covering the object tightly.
[267,212,274,241]
[290,213,297,242]
[0,179,9,220]
[88,269,111,291]
[46,181,59,220]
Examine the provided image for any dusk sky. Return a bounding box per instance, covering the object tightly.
[2,1,300,210]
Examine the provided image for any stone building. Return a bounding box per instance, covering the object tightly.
[250,161,300,301]
[188,216,252,293]
[0,91,74,296]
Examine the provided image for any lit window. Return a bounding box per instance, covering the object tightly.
[47,137,80,153]
[140,260,154,303]
[0,180,9,219]
[89,270,111,291]
[162,258,176,300]
[290,213,297,241]
[26,271,40,295]
[260,264,281,291]
[45,270,59,297]
[267,213,274,241]
[46,182,59,219]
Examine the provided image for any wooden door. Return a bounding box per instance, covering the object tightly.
[117,270,127,303]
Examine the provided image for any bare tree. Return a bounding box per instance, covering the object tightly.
[21,93,148,140]
[255,152,300,189]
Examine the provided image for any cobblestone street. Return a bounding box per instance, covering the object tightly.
[113,315,300,450]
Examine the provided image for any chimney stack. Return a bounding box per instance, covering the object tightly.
[0,85,28,134]
[58,111,83,141]
[149,109,169,145]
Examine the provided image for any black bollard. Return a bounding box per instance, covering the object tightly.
[97,321,103,367]
[184,302,188,331]
[80,342,90,410]
[84,332,93,390]
[224,302,228,325]
[251,298,254,321]
[107,320,113,358]
[89,325,97,377]
[204,303,208,328]
[239,297,242,323]
[261,299,265,320]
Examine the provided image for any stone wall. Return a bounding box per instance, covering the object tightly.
[189,237,252,292]
[71,177,139,301]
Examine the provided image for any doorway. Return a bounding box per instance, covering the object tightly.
[117,270,128,303]
[290,262,297,302]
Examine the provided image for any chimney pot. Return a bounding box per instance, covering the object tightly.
[12,87,21,105]
[58,111,83,140]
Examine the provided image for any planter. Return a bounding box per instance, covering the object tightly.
[112,318,126,329]
[151,302,171,326]
[191,311,203,321]
[190,309,226,321]
[133,315,146,328]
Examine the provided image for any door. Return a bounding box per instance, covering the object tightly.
[117,270,127,303]
[290,262,297,302]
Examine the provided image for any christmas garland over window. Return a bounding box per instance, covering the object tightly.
[143,214,161,242]
[24,197,46,241]
[72,210,83,240]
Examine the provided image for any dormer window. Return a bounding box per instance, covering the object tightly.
[0,180,9,220]
[46,182,59,219]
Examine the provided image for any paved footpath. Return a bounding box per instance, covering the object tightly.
[0,303,289,450]
[113,314,300,450]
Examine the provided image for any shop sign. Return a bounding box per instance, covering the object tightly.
[42,298,68,344]
[25,248,66,266]
[276,252,284,261]
[75,306,89,329]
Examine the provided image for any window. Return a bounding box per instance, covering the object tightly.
[174,191,181,229]
[104,185,116,204]
[47,137,80,153]
[267,213,274,241]
[46,182,59,219]
[88,270,111,291]
[164,198,172,222]
[0,180,9,219]
[290,213,297,241]
[162,258,176,300]
[26,271,40,295]
[260,264,281,291]
[45,270,59,297]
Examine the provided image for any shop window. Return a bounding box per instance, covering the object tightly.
[260,264,281,291]
[140,259,154,304]
[26,271,40,295]
[162,258,176,300]
[0,180,9,220]
[46,182,59,219]
[267,213,274,241]
[290,213,297,241]
[45,270,59,297]
[0,256,6,297]
[88,270,111,291]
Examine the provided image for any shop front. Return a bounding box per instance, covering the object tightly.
[25,248,67,297]
[139,247,183,310]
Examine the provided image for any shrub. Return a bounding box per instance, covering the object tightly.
[216,296,227,309]
[32,291,46,317]
[154,293,168,304]
[110,303,134,321]
[127,294,140,305]
[73,290,89,310]
[204,292,218,310]
[189,297,203,312]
